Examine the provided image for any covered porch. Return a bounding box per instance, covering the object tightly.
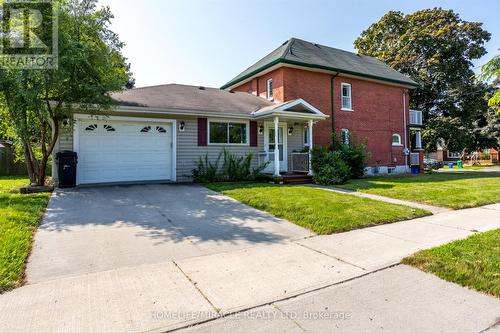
[251,99,328,177]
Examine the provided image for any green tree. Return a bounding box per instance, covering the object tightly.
[0,0,132,185]
[476,55,500,147]
[354,8,491,152]
[479,54,500,113]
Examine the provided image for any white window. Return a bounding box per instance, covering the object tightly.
[447,151,461,158]
[341,83,352,111]
[392,134,402,146]
[341,129,350,145]
[266,79,273,100]
[208,120,248,145]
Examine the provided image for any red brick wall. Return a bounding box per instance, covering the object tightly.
[232,66,410,166]
[232,68,285,102]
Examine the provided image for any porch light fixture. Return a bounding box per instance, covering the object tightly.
[179,121,185,132]
[258,125,264,134]
[288,126,294,135]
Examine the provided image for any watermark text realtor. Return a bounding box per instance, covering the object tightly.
[0,0,58,69]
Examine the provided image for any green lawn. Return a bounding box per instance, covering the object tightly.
[205,182,430,235]
[337,172,500,209]
[403,229,500,298]
[0,177,50,292]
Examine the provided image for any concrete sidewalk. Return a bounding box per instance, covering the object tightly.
[0,204,498,332]
[179,265,500,333]
[306,184,451,215]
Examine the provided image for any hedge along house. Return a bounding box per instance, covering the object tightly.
[54,84,327,185]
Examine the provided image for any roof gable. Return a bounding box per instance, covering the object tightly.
[221,38,417,89]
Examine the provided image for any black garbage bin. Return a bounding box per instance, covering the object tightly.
[56,151,77,188]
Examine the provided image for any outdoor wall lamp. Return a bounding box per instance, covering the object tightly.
[288,126,294,135]
[258,125,264,134]
[179,121,185,132]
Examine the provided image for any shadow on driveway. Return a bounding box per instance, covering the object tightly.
[27,184,312,283]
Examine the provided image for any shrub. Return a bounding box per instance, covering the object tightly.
[192,152,222,183]
[311,148,350,185]
[192,149,269,183]
[339,142,368,178]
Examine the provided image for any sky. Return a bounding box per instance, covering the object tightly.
[98,0,500,88]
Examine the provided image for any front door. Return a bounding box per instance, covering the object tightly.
[264,122,287,173]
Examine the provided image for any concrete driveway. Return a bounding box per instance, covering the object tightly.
[26,184,312,283]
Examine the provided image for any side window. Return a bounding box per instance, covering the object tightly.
[392,134,402,146]
[341,83,352,110]
[266,79,273,100]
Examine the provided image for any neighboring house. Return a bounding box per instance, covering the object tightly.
[429,147,499,164]
[53,37,419,185]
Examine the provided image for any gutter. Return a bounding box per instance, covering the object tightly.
[331,73,339,132]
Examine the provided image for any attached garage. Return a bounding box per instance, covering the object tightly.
[73,116,176,185]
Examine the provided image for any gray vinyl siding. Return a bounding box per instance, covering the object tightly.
[57,122,74,152]
[177,117,306,181]
[176,116,262,182]
[54,113,307,183]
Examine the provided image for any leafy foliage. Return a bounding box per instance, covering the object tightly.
[192,153,222,183]
[354,8,493,151]
[192,149,269,183]
[311,132,369,185]
[332,134,369,179]
[311,147,350,185]
[477,54,500,147]
[479,54,500,113]
[0,0,133,185]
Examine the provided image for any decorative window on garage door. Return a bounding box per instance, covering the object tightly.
[103,124,116,132]
[85,124,98,131]
[140,126,151,133]
[156,126,167,133]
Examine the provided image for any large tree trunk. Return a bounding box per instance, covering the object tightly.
[35,118,59,186]
[22,140,37,185]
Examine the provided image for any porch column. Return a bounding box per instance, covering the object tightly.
[415,130,422,149]
[274,116,280,176]
[308,119,313,175]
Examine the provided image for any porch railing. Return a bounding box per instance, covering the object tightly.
[258,151,311,173]
[291,153,310,173]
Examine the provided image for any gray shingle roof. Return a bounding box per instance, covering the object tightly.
[221,38,417,89]
[111,84,274,115]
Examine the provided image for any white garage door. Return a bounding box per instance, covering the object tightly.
[76,119,174,184]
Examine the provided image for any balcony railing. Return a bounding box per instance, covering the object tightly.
[409,110,423,126]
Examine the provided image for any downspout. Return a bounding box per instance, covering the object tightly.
[403,90,409,171]
[331,73,339,140]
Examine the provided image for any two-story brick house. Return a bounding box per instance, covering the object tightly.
[222,38,421,175]
[53,38,421,185]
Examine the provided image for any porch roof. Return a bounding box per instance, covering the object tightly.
[252,99,328,120]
